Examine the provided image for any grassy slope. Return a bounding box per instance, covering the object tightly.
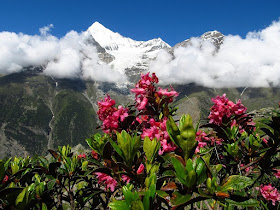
[0,72,98,157]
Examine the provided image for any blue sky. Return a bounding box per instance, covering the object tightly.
[1,0,280,46]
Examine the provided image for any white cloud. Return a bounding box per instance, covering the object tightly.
[39,24,54,36]
[150,20,280,88]
[0,26,127,83]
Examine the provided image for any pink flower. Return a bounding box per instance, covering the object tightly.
[113,105,129,122]
[130,72,159,111]
[274,169,280,179]
[263,137,269,145]
[91,150,98,159]
[258,184,280,206]
[195,130,224,153]
[102,116,119,133]
[208,94,254,133]
[121,175,131,184]
[195,141,207,153]
[97,94,128,134]
[98,95,116,108]
[141,117,177,155]
[77,153,86,159]
[231,99,247,115]
[136,115,149,124]
[157,86,179,97]
[95,172,118,192]
[130,88,146,96]
[159,139,177,155]
[1,175,8,184]
[137,164,145,174]
[138,96,148,110]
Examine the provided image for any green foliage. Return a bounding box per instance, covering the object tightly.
[86,133,108,156]
[167,114,197,161]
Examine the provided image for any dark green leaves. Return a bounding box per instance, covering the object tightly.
[219,175,254,192]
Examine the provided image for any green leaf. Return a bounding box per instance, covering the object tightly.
[143,182,157,210]
[185,159,193,172]
[86,133,107,155]
[42,203,48,210]
[117,131,131,161]
[226,199,259,207]
[131,135,141,159]
[109,138,124,159]
[47,179,56,191]
[34,173,41,183]
[122,185,139,206]
[4,157,12,170]
[178,114,197,160]
[147,162,160,175]
[195,158,205,176]
[16,187,27,205]
[143,137,159,162]
[186,170,196,188]
[149,184,156,200]
[219,175,254,192]
[171,157,187,185]
[166,116,181,147]
[143,191,150,210]
[131,200,144,210]
[170,191,191,206]
[197,167,207,185]
[82,160,88,171]
[156,190,169,198]
[108,200,130,210]
[179,114,187,131]
[216,164,223,172]
[27,183,35,192]
[11,161,19,175]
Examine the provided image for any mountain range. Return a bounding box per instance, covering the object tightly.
[0,22,279,158]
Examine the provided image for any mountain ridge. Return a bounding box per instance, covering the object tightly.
[0,22,279,158]
[86,22,171,74]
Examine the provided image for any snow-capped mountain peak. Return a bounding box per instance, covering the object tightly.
[86,22,171,74]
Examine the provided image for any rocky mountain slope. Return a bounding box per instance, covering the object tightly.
[0,23,279,158]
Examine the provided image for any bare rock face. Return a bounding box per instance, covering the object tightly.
[169,30,224,56]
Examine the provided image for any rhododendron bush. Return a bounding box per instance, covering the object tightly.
[0,73,279,209]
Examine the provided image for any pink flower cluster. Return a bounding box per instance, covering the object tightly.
[258,184,280,206]
[130,72,159,110]
[121,175,131,184]
[208,94,255,134]
[95,172,118,192]
[130,72,179,155]
[141,117,176,155]
[77,153,86,159]
[274,169,280,179]
[209,94,247,125]
[130,72,178,111]
[97,95,128,133]
[157,86,179,103]
[195,131,223,153]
